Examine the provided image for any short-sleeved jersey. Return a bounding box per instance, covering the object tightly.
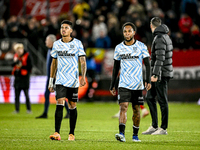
[114,40,150,90]
[51,38,86,88]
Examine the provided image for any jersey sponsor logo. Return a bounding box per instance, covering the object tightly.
[73,93,78,96]
[57,45,64,49]
[120,53,139,59]
[120,48,127,51]
[57,51,75,56]
[138,97,144,100]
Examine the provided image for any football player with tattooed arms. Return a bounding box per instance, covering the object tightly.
[110,22,151,142]
[49,20,87,141]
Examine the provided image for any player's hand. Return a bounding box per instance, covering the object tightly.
[48,77,54,92]
[16,62,22,68]
[110,87,116,96]
[145,82,151,91]
[80,77,86,87]
[151,76,158,82]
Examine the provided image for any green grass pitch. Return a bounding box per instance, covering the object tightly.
[0,102,200,150]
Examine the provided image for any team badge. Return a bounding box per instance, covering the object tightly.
[133,47,137,52]
[70,45,74,48]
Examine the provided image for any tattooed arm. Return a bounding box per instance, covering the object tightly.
[79,56,87,87]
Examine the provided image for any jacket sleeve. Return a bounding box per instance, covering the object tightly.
[143,57,151,84]
[152,35,166,76]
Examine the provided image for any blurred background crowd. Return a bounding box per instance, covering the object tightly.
[1,0,200,52]
[0,0,200,75]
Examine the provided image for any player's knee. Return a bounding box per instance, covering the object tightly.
[56,98,65,106]
[69,102,76,109]
[120,103,128,112]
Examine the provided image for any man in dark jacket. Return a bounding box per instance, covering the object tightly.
[142,17,173,135]
[12,43,32,113]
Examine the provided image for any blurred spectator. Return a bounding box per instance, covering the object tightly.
[171,31,186,50]
[127,0,146,20]
[92,15,107,42]
[95,29,111,49]
[144,0,153,12]
[88,0,99,14]
[26,17,39,50]
[12,43,32,114]
[165,10,179,33]
[107,13,121,48]
[178,13,193,49]
[44,16,59,39]
[6,16,20,38]
[151,1,164,18]
[178,13,193,34]
[190,24,200,49]
[86,51,97,99]
[113,0,125,20]
[126,11,140,23]
[134,19,147,43]
[0,19,6,39]
[72,0,90,20]
[18,17,28,38]
[181,0,199,23]
[81,30,94,49]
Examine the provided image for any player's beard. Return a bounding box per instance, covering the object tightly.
[124,35,133,42]
[62,34,67,37]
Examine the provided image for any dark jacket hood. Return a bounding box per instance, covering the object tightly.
[153,24,169,36]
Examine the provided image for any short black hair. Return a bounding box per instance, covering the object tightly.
[61,20,73,28]
[150,17,161,27]
[122,22,137,32]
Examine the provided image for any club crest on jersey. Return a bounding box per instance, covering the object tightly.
[133,47,137,52]
[70,45,74,48]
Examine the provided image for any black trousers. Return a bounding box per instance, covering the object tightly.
[14,88,31,111]
[146,77,170,130]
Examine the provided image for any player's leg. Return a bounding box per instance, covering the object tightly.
[68,101,77,141]
[132,104,141,142]
[67,87,78,141]
[151,77,169,135]
[64,99,70,118]
[44,80,50,115]
[142,83,158,134]
[14,87,21,113]
[115,102,128,142]
[23,88,31,113]
[50,85,66,140]
[49,97,65,140]
[115,88,130,142]
[132,90,143,142]
[36,79,50,118]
